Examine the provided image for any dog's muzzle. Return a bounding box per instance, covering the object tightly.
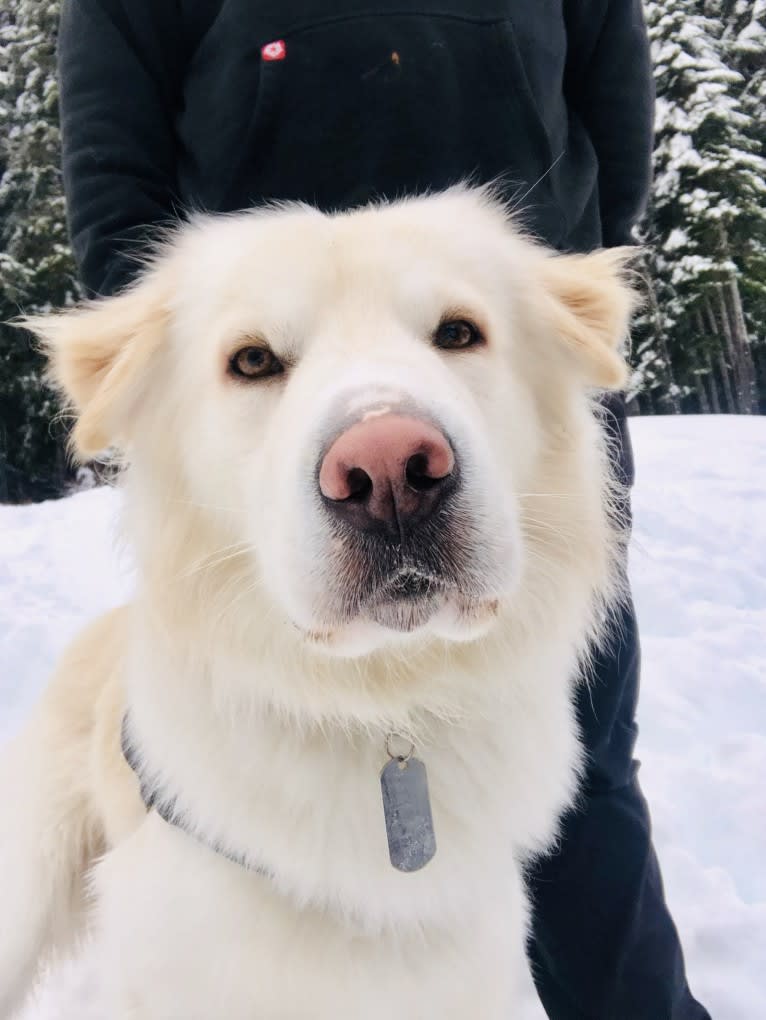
[315,407,467,630]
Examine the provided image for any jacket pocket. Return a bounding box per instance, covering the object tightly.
[193,10,566,246]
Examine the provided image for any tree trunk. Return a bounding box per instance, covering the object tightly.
[643,269,682,413]
[705,352,722,414]
[717,353,736,413]
[704,293,736,414]
[694,373,711,413]
[725,275,759,413]
[754,347,766,413]
[713,286,745,412]
[716,222,758,413]
[692,309,715,414]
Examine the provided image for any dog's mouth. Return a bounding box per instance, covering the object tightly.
[306,511,509,643]
[363,568,448,632]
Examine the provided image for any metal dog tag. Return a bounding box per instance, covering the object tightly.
[380,755,436,872]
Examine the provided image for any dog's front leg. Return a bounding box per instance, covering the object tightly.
[0,717,94,1018]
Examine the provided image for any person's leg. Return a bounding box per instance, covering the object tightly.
[526,397,710,1020]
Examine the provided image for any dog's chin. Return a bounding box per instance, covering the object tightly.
[365,591,444,633]
[299,593,502,659]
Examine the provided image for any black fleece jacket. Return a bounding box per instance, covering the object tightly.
[58,0,654,298]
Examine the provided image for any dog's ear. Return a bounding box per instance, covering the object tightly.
[538,247,639,390]
[21,269,171,459]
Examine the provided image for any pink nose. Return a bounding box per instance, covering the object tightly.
[318,414,457,535]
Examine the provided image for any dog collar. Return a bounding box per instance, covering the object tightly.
[121,716,437,875]
[120,716,271,877]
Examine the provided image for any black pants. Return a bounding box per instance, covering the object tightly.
[527,397,711,1020]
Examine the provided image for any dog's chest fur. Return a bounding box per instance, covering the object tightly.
[87,626,581,1018]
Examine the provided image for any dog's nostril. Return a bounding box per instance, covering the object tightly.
[405,452,445,493]
[346,467,373,502]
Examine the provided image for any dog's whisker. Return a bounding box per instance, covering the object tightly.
[519,519,581,542]
[209,574,272,633]
[176,542,253,581]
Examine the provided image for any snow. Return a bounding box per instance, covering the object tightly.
[1,416,764,1019]
[629,415,766,1018]
[665,227,689,251]
[737,20,766,52]
[0,485,132,744]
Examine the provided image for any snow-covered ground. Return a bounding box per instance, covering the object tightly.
[1,415,764,1019]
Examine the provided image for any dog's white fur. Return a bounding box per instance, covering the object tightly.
[1,188,635,1018]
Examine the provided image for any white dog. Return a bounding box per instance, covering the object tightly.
[0,188,635,1019]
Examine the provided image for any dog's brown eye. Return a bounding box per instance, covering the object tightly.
[229,345,283,381]
[433,319,484,351]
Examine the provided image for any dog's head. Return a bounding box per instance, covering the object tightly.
[27,188,635,661]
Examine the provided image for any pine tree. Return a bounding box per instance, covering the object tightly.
[636,0,766,414]
[0,0,76,502]
[719,0,766,399]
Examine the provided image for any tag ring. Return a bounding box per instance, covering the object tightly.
[385,734,415,763]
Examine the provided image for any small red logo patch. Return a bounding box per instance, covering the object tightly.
[261,40,286,62]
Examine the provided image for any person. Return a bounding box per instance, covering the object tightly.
[56,2,710,1016]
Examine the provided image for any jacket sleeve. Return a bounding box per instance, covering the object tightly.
[58,0,186,296]
[564,0,655,248]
